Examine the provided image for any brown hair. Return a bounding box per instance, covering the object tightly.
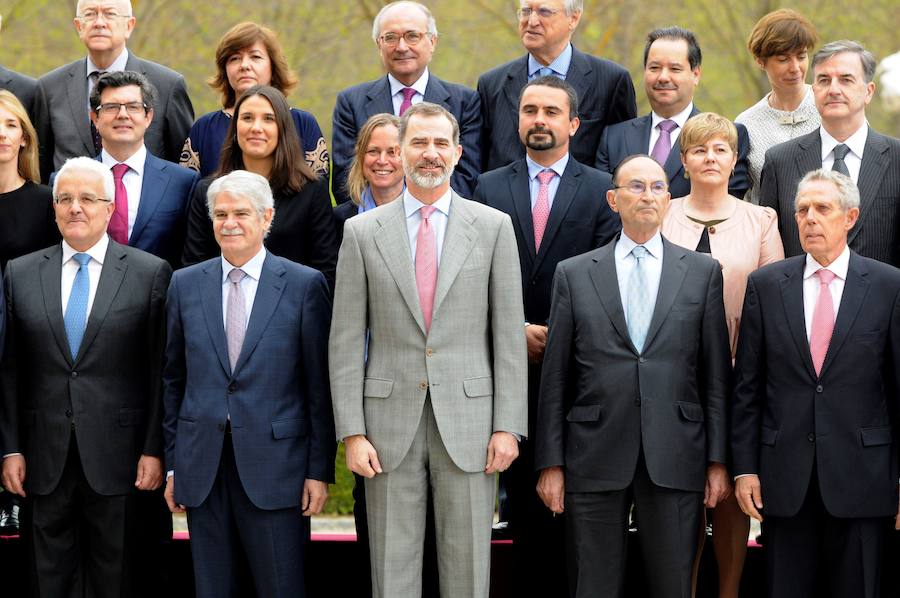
[0,90,39,183]
[215,85,316,195]
[398,102,459,145]
[679,113,738,155]
[209,22,298,109]
[346,113,401,206]
[747,9,818,60]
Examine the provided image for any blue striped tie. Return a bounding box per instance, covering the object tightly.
[64,253,91,360]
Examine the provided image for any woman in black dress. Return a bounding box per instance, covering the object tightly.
[182,85,337,288]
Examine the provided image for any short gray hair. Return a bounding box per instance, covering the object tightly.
[372,1,437,42]
[53,156,115,203]
[76,0,133,16]
[795,169,860,211]
[207,170,275,221]
[812,40,877,83]
[562,0,584,15]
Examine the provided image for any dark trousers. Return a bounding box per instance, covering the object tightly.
[565,454,702,598]
[186,433,309,598]
[27,433,133,598]
[762,470,884,598]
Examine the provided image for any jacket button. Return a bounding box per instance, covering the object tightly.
[815,385,823,393]
[65,409,73,418]
[425,348,434,357]
[639,357,646,363]
[228,383,236,393]
[419,382,428,391]
[709,226,716,234]
[807,433,815,442]
[635,397,641,405]
[71,371,78,379]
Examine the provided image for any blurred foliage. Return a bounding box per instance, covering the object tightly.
[327,442,355,516]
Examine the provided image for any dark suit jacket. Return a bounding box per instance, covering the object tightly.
[760,128,900,265]
[732,252,900,518]
[534,236,731,493]
[477,46,637,173]
[331,73,481,202]
[0,240,171,496]
[595,107,752,199]
[34,52,194,182]
[162,252,335,510]
[0,65,38,121]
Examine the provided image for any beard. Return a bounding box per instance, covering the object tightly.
[524,126,557,151]
[404,159,455,189]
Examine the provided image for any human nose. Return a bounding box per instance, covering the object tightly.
[527,8,541,26]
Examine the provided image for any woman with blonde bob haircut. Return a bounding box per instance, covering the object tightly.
[663,112,784,598]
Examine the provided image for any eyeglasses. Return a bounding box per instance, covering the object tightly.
[95,102,148,116]
[76,10,131,23]
[378,30,432,47]
[517,6,561,19]
[54,195,111,207]
[614,181,668,196]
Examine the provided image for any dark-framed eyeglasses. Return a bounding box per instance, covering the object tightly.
[95,102,148,116]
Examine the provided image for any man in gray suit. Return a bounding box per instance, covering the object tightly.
[34,0,193,182]
[761,40,900,266]
[330,102,527,598]
[534,155,732,597]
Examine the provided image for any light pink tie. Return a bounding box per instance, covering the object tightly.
[533,170,555,251]
[109,163,129,244]
[416,205,438,332]
[399,87,416,116]
[809,269,836,376]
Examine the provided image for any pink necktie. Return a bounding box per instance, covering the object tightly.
[533,170,555,251]
[809,269,836,376]
[399,87,416,116]
[416,205,438,332]
[650,119,677,166]
[109,163,129,244]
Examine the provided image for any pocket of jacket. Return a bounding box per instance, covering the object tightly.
[363,377,394,398]
[272,418,307,439]
[566,404,601,423]
[860,426,892,447]
[463,376,493,398]
[676,401,704,423]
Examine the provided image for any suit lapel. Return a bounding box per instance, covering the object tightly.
[795,133,823,188]
[565,48,592,105]
[66,59,94,155]
[432,193,477,319]
[534,160,579,272]
[642,239,688,351]
[374,200,426,333]
[233,253,286,374]
[365,76,395,118]
[509,160,536,263]
[130,154,169,246]
[76,240,128,363]
[819,253,868,377]
[200,259,231,376]
[779,260,816,379]
[502,57,529,145]
[849,132,889,246]
[0,67,11,87]
[663,107,698,183]
[588,242,635,353]
[38,246,71,365]
[423,75,450,105]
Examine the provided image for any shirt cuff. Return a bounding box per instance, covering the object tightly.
[166,470,174,480]
[2,453,22,459]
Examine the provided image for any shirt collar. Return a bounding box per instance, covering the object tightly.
[528,43,573,77]
[403,187,452,219]
[615,230,663,260]
[820,123,868,162]
[62,234,109,266]
[221,246,267,283]
[651,102,695,130]
[388,68,429,98]
[526,153,569,181]
[100,144,146,176]
[86,47,129,78]
[804,245,850,281]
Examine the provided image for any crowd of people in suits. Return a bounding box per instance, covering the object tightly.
[0,1,898,597]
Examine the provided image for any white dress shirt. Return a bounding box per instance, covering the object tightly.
[101,144,146,239]
[803,245,850,341]
[388,69,429,116]
[86,48,129,108]
[526,153,569,210]
[404,188,451,266]
[220,246,267,330]
[820,124,868,184]
[615,230,664,325]
[648,103,695,155]
[61,234,109,318]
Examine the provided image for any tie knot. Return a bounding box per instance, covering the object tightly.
[833,144,850,161]
[658,119,677,134]
[401,87,417,102]
[89,70,106,82]
[73,253,91,267]
[420,205,436,220]
[537,170,555,185]
[631,245,649,260]
[228,268,246,284]
[816,268,836,285]
[112,163,129,179]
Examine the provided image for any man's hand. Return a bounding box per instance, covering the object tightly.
[301,479,329,516]
[484,432,519,474]
[1,455,26,497]
[735,474,764,522]
[135,455,163,491]
[537,466,565,514]
[704,462,731,508]
[525,324,548,364]
[344,435,382,478]
[164,476,185,513]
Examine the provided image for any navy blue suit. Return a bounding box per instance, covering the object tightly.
[595,108,752,200]
[331,73,481,203]
[163,251,335,598]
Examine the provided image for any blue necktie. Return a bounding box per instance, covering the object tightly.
[627,246,652,353]
[64,253,92,360]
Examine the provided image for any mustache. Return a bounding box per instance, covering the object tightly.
[415,159,446,170]
[652,84,677,90]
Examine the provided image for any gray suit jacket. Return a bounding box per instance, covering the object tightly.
[0,65,38,121]
[760,127,900,266]
[34,52,194,182]
[329,193,528,473]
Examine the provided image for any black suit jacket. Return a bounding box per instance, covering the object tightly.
[477,46,636,173]
[0,240,171,496]
[732,252,900,518]
[331,73,481,203]
[595,107,752,199]
[760,128,900,265]
[534,236,731,493]
[0,65,38,121]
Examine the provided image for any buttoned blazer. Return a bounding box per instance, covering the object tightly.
[329,193,528,473]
